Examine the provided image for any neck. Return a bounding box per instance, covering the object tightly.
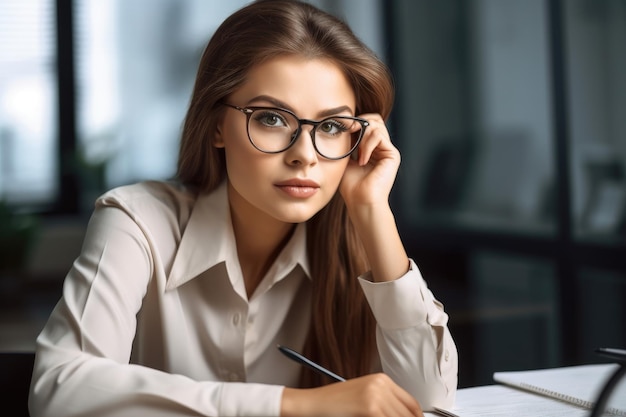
[228,186,296,298]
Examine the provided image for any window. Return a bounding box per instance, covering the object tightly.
[0,0,57,206]
[74,0,250,210]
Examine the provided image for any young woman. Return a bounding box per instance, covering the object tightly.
[29,1,457,416]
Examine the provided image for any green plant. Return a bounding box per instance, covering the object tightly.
[0,201,39,272]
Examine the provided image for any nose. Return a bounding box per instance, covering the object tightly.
[284,125,318,166]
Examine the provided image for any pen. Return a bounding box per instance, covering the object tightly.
[277,345,345,382]
[595,347,626,363]
[277,345,460,417]
[433,407,461,417]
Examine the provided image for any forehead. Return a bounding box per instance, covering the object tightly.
[230,55,356,115]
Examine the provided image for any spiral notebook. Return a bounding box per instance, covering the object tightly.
[493,363,626,416]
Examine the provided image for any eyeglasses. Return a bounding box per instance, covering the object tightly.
[222,103,369,160]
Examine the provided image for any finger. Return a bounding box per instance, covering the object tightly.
[390,384,423,417]
[384,396,415,417]
[367,373,423,417]
[382,385,423,417]
[357,115,393,149]
[357,122,390,166]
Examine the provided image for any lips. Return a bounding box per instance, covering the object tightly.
[275,179,320,188]
[274,179,320,198]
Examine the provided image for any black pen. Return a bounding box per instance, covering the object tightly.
[277,345,345,382]
[595,347,626,363]
[278,345,460,417]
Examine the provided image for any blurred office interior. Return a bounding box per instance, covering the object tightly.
[0,0,624,388]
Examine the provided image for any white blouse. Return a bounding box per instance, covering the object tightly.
[29,180,458,417]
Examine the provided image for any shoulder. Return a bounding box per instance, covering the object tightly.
[92,181,203,245]
[96,180,197,219]
[90,181,204,261]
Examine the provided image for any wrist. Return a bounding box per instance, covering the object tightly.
[345,203,408,283]
[281,387,312,417]
[345,200,392,227]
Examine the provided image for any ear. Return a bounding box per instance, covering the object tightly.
[213,120,225,148]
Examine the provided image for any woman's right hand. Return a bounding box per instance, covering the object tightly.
[280,373,423,417]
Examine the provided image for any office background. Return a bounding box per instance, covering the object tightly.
[0,0,624,389]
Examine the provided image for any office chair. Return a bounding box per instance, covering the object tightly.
[0,351,35,417]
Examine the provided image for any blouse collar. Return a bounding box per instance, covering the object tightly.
[166,181,311,292]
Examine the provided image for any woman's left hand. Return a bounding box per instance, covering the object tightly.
[339,113,400,209]
[339,113,409,282]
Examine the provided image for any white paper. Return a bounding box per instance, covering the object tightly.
[494,364,626,416]
[427,364,626,417]
[429,385,590,417]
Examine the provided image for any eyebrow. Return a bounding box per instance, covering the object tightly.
[246,95,354,118]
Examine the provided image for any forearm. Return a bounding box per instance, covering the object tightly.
[347,202,409,283]
[376,323,458,410]
[31,321,284,417]
[358,262,459,410]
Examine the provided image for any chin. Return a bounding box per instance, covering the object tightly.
[271,205,324,224]
[274,212,317,224]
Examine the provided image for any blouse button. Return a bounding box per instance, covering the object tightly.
[445,349,450,362]
[232,313,240,326]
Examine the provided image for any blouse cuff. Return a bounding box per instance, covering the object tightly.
[358,259,441,330]
[218,383,283,417]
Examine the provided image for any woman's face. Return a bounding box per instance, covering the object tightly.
[214,55,356,225]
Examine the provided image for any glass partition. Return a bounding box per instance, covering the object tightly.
[564,0,626,244]
[389,0,556,237]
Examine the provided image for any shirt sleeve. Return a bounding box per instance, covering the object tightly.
[358,259,458,411]
[28,204,284,417]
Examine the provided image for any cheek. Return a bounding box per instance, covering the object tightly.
[223,146,260,183]
[218,114,249,148]
[221,141,277,196]
[327,160,350,185]
[220,125,257,168]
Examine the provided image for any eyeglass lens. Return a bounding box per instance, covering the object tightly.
[247,108,363,159]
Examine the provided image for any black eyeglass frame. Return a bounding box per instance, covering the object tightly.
[221,103,369,160]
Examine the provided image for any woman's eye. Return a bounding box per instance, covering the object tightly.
[320,120,347,135]
[255,112,287,127]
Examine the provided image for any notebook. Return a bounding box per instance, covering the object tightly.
[438,384,594,417]
[493,363,626,416]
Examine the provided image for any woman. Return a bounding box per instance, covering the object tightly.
[29,1,457,416]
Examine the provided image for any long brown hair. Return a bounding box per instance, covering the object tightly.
[177,0,394,387]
